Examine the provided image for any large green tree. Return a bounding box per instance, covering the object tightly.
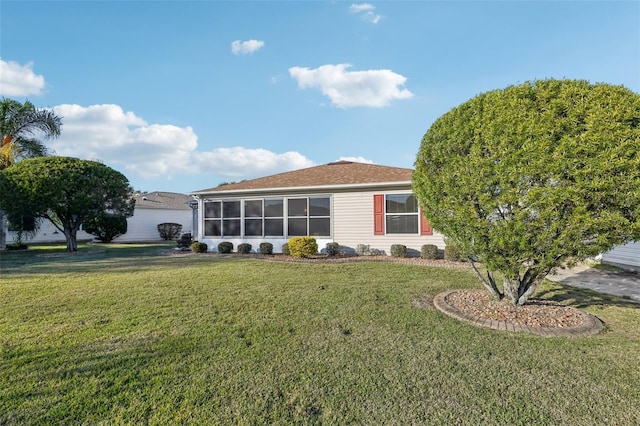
[413,79,640,306]
[0,97,62,249]
[0,157,135,252]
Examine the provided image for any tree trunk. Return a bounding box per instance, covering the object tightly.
[503,270,547,306]
[0,210,6,250]
[64,224,78,252]
[469,260,502,301]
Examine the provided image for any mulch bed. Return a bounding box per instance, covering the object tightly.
[168,250,470,268]
[444,289,587,328]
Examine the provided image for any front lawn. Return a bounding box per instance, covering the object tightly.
[1,245,639,424]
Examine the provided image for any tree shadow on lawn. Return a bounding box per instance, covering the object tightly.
[0,244,196,276]
[536,280,640,311]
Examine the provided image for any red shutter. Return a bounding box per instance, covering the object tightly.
[374,194,384,235]
[420,208,433,236]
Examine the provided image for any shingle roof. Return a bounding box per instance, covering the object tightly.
[192,161,414,194]
[133,191,192,210]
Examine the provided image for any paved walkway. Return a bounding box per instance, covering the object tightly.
[547,263,640,303]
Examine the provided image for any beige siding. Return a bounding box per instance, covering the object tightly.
[602,242,640,270]
[333,190,445,256]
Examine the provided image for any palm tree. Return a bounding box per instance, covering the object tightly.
[0,97,62,249]
[0,98,62,168]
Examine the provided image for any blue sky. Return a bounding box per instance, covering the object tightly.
[1,1,638,194]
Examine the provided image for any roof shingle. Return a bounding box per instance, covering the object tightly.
[133,191,192,209]
[192,161,413,194]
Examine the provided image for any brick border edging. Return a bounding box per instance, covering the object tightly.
[433,290,603,337]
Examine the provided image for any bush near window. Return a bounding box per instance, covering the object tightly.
[444,245,462,261]
[390,244,407,258]
[259,242,273,255]
[288,237,318,258]
[281,243,290,255]
[421,244,439,259]
[157,223,182,240]
[355,244,385,256]
[191,242,208,253]
[238,243,252,254]
[218,241,234,254]
[325,242,340,256]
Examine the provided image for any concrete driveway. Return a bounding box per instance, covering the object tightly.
[547,263,640,303]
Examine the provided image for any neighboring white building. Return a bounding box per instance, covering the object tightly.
[6,191,194,244]
[114,191,194,242]
[190,161,445,255]
[602,242,640,271]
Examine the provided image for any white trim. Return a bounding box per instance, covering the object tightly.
[190,181,412,197]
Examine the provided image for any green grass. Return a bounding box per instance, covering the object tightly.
[1,245,639,425]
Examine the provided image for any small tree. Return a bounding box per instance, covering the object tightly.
[0,157,135,252]
[84,213,128,243]
[0,97,62,250]
[157,223,182,240]
[413,79,640,306]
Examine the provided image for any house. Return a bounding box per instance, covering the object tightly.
[189,161,445,255]
[115,191,194,242]
[601,242,640,272]
[6,191,194,244]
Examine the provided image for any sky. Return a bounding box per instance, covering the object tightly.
[1,1,639,194]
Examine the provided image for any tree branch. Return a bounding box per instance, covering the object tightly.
[468,260,502,300]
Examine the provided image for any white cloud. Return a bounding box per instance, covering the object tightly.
[349,3,381,24]
[289,64,413,108]
[0,59,46,96]
[231,39,265,55]
[337,156,374,164]
[47,103,313,181]
[192,147,314,180]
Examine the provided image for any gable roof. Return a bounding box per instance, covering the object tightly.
[133,191,192,210]
[191,161,414,195]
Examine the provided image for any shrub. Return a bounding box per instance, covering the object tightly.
[444,245,462,261]
[326,242,340,256]
[355,244,385,256]
[390,244,407,258]
[421,244,439,259]
[281,243,290,255]
[355,244,370,255]
[6,243,28,251]
[218,241,234,254]
[157,223,182,240]
[191,242,208,253]
[288,237,318,258]
[176,232,192,249]
[259,242,273,255]
[237,243,252,254]
[84,213,128,243]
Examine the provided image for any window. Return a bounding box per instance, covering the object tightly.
[244,200,263,236]
[385,194,418,234]
[223,201,241,236]
[287,196,330,237]
[204,196,329,238]
[204,201,221,236]
[264,199,284,236]
[243,199,285,237]
[373,193,432,235]
[204,200,240,236]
